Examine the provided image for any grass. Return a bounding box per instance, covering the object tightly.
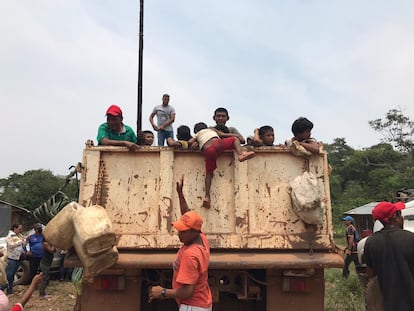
[324,232,365,311]
[325,268,365,311]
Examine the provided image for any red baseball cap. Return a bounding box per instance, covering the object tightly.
[372,201,405,224]
[172,211,203,231]
[106,105,122,117]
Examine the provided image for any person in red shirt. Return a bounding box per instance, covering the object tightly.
[149,176,212,311]
[0,273,42,311]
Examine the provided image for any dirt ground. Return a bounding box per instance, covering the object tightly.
[8,280,76,311]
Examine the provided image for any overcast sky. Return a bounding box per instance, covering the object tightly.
[1,1,414,179]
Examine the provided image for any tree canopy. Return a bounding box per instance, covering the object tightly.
[325,139,414,229]
[369,108,414,152]
[0,169,79,225]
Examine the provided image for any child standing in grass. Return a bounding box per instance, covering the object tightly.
[188,122,255,209]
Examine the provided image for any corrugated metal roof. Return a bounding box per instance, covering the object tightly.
[0,200,31,214]
[345,200,414,216]
[344,202,379,216]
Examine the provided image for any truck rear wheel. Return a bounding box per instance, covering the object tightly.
[14,260,31,285]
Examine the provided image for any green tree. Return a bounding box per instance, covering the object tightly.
[325,138,355,172]
[369,108,414,152]
[328,140,413,230]
[0,169,78,214]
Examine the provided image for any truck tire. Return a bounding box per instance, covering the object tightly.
[14,260,31,285]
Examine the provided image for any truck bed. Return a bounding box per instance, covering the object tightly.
[78,145,335,251]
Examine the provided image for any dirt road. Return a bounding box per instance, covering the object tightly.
[7,280,76,311]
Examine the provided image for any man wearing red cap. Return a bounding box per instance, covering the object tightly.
[364,201,414,311]
[149,176,212,311]
[97,105,140,151]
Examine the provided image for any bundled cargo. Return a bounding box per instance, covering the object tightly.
[43,201,83,250]
[72,205,116,256]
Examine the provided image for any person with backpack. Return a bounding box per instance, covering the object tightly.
[342,215,361,278]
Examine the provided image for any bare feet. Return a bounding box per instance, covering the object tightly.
[202,197,211,209]
[238,151,255,162]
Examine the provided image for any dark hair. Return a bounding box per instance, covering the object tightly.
[11,223,20,230]
[177,125,191,141]
[214,107,229,118]
[162,94,170,98]
[214,124,230,133]
[194,122,207,133]
[291,117,313,136]
[259,126,274,137]
[137,130,153,145]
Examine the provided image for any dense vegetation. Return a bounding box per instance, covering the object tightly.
[327,108,414,232]
[0,168,79,226]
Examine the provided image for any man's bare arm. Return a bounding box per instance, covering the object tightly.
[18,273,43,307]
[300,140,321,154]
[100,138,140,151]
[159,113,176,130]
[176,175,190,215]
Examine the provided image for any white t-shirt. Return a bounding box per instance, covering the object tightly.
[195,129,219,149]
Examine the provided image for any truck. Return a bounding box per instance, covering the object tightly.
[62,141,343,311]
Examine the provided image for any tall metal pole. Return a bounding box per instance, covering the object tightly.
[137,0,144,132]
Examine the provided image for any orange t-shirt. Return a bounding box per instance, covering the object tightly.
[173,233,212,308]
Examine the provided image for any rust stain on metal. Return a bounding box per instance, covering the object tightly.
[162,196,173,229]
[92,160,105,205]
[235,216,247,227]
[265,183,271,197]
[138,211,149,223]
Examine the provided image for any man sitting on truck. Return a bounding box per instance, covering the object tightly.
[149,176,212,311]
[212,107,245,144]
[97,105,140,151]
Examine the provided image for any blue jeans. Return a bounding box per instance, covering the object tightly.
[6,258,21,294]
[157,130,174,146]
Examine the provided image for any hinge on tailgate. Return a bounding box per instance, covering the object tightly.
[306,224,317,255]
[93,160,106,205]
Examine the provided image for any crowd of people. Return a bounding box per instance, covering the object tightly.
[97,95,321,209]
[2,95,412,310]
[94,95,325,310]
[97,96,414,310]
[96,94,321,152]
[0,222,73,310]
[342,201,414,311]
